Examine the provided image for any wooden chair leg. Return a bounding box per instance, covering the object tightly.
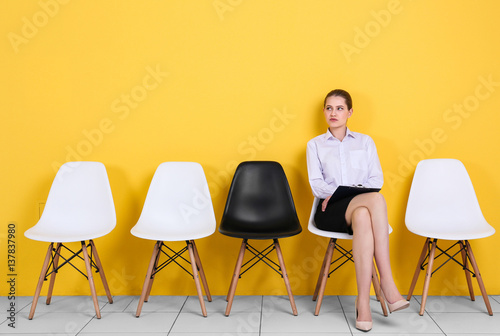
[225,239,247,316]
[46,243,62,305]
[314,239,335,316]
[459,240,475,301]
[145,242,162,302]
[187,241,207,317]
[371,261,388,317]
[312,258,327,302]
[89,240,113,304]
[465,240,493,316]
[419,239,437,316]
[191,240,212,302]
[82,241,101,319]
[29,243,53,320]
[226,239,246,301]
[407,237,430,301]
[136,241,161,317]
[372,261,382,302]
[313,238,335,301]
[274,239,298,316]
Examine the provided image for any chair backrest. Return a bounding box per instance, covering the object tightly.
[405,159,493,239]
[219,161,301,237]
[25,162,116,242]
[132,162,216,241]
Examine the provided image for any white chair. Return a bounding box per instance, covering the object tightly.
[308,197,391,316]
[24,162,115,319]
[405,159,495,316]
[131,162,216,317]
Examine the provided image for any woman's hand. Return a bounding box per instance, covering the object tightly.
[321,196,331,212]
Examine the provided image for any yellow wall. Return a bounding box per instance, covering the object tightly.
[1,0,499,297]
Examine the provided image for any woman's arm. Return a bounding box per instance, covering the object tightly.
[306,140,337,199]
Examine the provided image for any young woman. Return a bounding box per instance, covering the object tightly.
[306,89,409,332]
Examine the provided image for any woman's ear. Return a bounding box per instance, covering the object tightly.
[348,108,353,118]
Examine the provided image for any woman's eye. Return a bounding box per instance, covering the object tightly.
[338,107,344,111]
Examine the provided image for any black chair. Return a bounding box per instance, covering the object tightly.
[219,161,302,316]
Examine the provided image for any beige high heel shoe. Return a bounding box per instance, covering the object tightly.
[380,288,410,313]
[355,297,372,332]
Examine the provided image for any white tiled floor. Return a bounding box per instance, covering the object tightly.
[1,295,499,335]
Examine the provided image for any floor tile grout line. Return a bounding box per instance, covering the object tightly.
[74,311,98,336]
[14,300,32,316]
[166,295,189,335]
[121,295,136,312]
[259,295,264,336]
[490,295,500,305]
[338,295,355,336]
[99,296,111,313]
[425,311,448,336]
[76,296,111,336]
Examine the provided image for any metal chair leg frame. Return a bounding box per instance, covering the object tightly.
[29,240,112,320]
[137,240,211,317]
[408,238,493,316]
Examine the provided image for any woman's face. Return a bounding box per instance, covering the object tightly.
[323,95,353,131]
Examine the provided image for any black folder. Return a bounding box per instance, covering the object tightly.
[330,186,381,203]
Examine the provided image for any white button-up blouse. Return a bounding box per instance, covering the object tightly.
[306,128,384,199]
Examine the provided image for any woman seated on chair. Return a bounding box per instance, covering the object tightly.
[306,89,409,332]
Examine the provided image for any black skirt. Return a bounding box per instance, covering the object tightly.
[314,195,357,235]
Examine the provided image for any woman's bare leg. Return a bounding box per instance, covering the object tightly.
[350,206,374,322]
[346,193,405,319]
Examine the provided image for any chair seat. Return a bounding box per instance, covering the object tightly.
[307,224,354,240]
[308,224,393,239]
[406,220,495,241]
[25,220,115,243]
[219,220,302,240]
[131,220,215,241]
